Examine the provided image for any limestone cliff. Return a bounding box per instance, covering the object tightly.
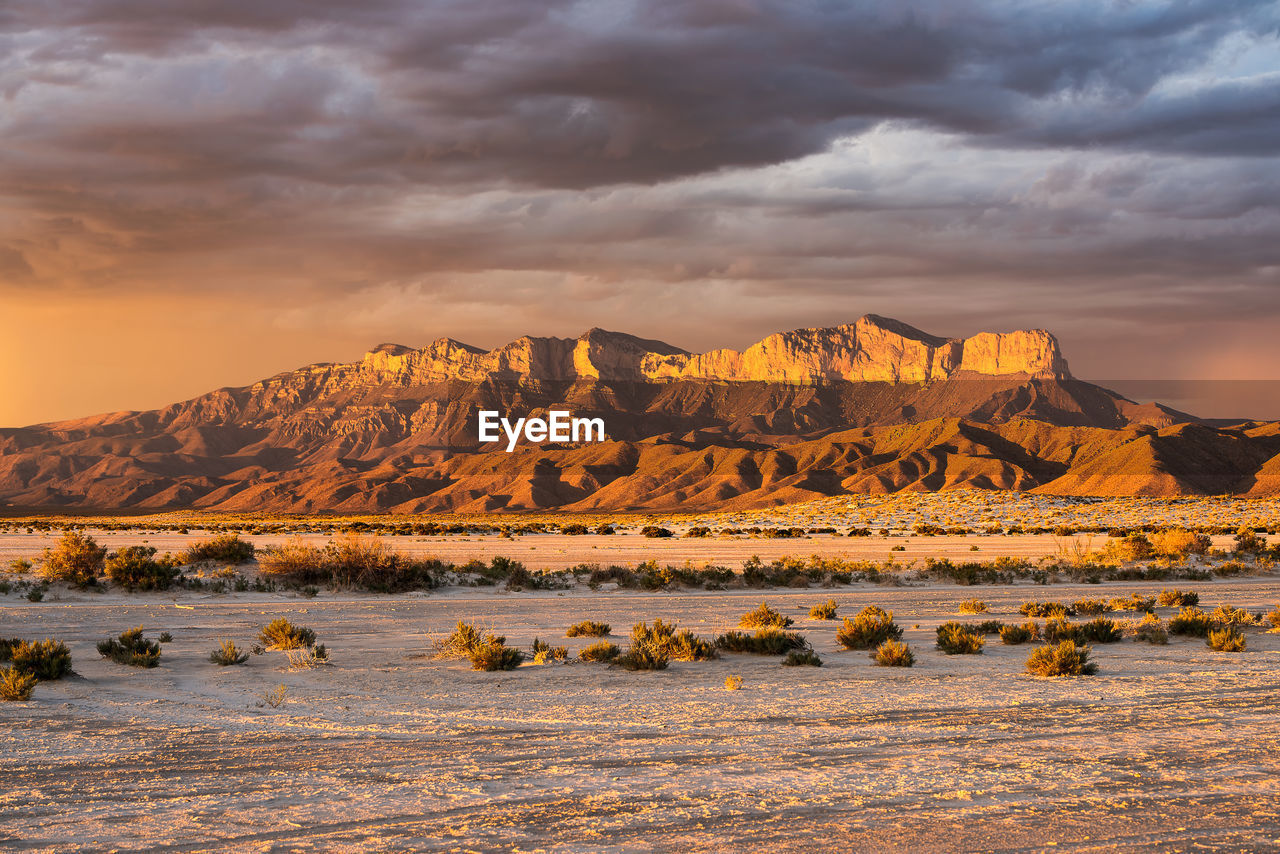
[353,315,1069,386]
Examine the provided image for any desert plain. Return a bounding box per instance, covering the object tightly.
[3,495,1280,852]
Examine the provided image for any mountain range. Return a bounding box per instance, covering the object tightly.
[3,314,1278,512]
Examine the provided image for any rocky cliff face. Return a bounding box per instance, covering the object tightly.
[0,315,1212,512]
[351,315,1069,386]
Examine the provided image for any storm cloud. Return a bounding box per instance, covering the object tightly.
[1,0,1279,423]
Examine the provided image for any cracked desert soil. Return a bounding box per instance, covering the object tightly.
[4,580,1280,852]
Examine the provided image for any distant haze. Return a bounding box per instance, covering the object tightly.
[3,2,1278,426]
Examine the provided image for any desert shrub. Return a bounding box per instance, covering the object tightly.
[159,632,173,643]
[105,546,181,591]
[963,619,1006,635]
[1026,641,1097,677]
[7,558,32,575]
[1233,527,1266,554]
[1152,529,1212,559]
[1157,588,1199,607]
[97,627,161,667]
[1134,614,1169,645]
[615,644,669,671]
[835,606,902,650]
[1000,622,1039,645]
[1168,607,1213,638]
[739,602,793,629]
[1105,533,1155,562]
[1108,594,1156,613]
[957,598,988,614]
[38,532,107,586]
[578,641,621,662]
[469,640,524,671]
[10,639,73,680]
[560,523,588,535]
[873,640,915,667]
[640,526,673,538]
[935,623,984,654]
[667,630,718,662]
[1077,617,1123,644]
[1209,605,1257,627]
[434,621,498,659]
[286,644,331,669]
[1042,618,1085,644]
[724,675,743,690]
[783,649,823,667]
[182,534,255,565]
[684,526,712,538]
[1020,600,1073,618]
[258,684,288,708]
[1072,598,1110,616]
[258,618,316,650]
[0,638,19,662]
[0,667,37,701]
[716,628,809,655]
[1207,627,1247,652]
[258,539,327,582]
[209,640,250,666]
[566,620,611,638]
[1266,606,1280,631]
[532,643,568,664]
[809,599,839,620]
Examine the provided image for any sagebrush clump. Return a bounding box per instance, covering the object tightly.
[97,627,161,667]
[835,606,902,650]
[808,599,839,620]
[1000,622,1039,645]
[957,599,988,615]
[565,620,611,638]
[1133,614,1169,645]
[38,532,107,586]
[1207,627,1247,652]
[716,628,809,655]
[935,622,984,654]
[782,649,823,667]
[1,667,37,701]
[1026,641,1097,677]
[1168,606,1212,637]
[209,640,250,666]
[873,639,915,667]
[9,639,73,681]
[258,618,317,650]
[182,534,256,565]
[739,602,793,629]
[578,640,620,662]
[1157,588,1199,608]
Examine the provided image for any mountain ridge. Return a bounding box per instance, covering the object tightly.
[7,315,1272,513]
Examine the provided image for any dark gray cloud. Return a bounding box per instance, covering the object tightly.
[2,0,1280,427]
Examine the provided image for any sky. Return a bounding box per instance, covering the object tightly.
[2,0,1279,425]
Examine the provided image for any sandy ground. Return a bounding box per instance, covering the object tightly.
[0,530,1261,573]
[5,579,1280,852]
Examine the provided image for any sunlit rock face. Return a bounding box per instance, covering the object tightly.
[353,315,1069,386]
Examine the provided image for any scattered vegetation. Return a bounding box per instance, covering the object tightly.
[105,546,181,591]
[1020,600,1073,618]
[782,649,824,667]
[808,599,839,620]
[182,534,256,565]
[1207,627,1247,652]
[565,620,611,638]
[935,623,985,654]
[1133,614,1169,645]
[6,639,73,681]
[724,675,743,691]
[1072,598,1109,616]
[957,598,988,614]
[1157,588,1199,607]
[1168,606,1213,638]
[1000,622,1039,645]
[1209,605,1258,627]
[258,684,288,708]
[578,641,621,662]
[1,667,37,701]
[738,602,793,629]
[716,628,809,655]
[97,627,162,667]
[209,640,250,666]
[286,644,331,669]
[873,639,915,667]
[258,618,317,651]
[835,606,902,650]
[38,532,107,586]
[1026,641,1097,677]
